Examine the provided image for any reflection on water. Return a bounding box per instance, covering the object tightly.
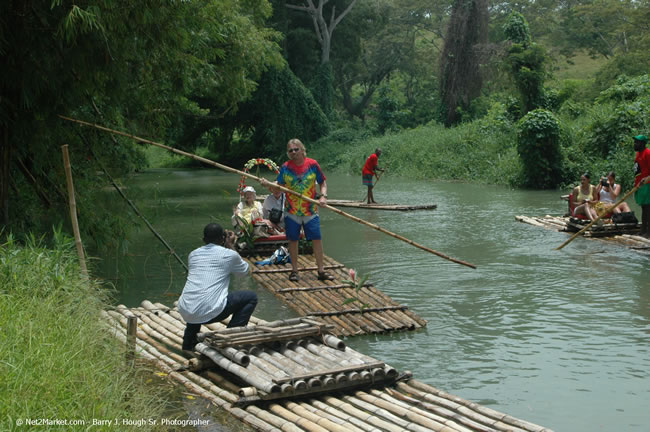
[97,169,650,432]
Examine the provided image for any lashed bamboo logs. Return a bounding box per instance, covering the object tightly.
[246,253,425,336]
[102,302,552,432]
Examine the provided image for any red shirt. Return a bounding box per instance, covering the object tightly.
[634,147,650,186]
[362,153,379,176]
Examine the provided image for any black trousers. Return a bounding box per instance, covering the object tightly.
[182,290,257,350]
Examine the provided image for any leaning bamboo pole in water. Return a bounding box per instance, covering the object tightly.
[59,116,476,269]
[61,145,88,278]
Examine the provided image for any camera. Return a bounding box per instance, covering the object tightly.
[601,179,609,187]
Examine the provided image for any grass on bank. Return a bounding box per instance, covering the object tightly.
[310,105,523,187]
[0,231,174,431]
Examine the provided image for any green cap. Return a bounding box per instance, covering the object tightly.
[633,134,648,142]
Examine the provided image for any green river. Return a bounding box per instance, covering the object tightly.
[97,168,650,432]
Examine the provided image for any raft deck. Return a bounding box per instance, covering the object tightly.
[515,215,650,254]
[104,300,553,432]
[327,199,437,211]
[246,253,427,337]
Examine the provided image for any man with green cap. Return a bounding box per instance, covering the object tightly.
[633,134,650,237]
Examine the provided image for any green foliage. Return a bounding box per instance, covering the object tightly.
[597,74,650,103]
[342,270,370,311]
[586,100,649,158]
[235,66,330,162]
[310,62,334,115]
[0,234,169,431]
[318,102,521,186]
[376,85,409,134]
[504,42,549,115]
[502,11,531,47]
[1,0,283,243]
[516,109,564,188]
[577,75,650,158]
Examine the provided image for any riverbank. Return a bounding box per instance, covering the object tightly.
[0,233,180,431]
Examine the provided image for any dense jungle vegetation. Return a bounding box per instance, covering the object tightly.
[1,0,649,246]
[0,2,647,426]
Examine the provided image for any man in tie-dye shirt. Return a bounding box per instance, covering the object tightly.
[277,138,334,282]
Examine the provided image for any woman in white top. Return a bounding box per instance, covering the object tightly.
[233,186,263,227]
[596,171,631,213]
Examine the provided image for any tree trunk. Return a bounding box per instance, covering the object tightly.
[440,0,488,126]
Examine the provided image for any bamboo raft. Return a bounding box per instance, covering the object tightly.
[327,199,437,211]
[245,253,427,337]
[515,215,650,254]
[103,300,553,432]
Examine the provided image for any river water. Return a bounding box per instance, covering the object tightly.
[97,168,650,432]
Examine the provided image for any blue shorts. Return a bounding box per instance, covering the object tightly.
[285,214,321,241]
[362,174,373,187]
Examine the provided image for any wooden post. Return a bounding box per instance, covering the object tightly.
[61,145,89,278]
[126,316,138,365]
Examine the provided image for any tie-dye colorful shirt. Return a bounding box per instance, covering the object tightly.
[277,157,326,216]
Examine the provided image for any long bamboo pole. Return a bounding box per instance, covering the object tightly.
[59,116,476,269]
[556,182,643,250]
[79,132,188,272]
[61,145,89,278]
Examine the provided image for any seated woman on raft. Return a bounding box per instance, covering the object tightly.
[571,173,599,220]
[232,186,263,228]
[595,171,632,214]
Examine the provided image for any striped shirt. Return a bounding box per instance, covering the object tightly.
[177,243,249,324]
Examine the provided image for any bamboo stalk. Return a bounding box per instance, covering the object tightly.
[284,401,353,432]
[268,404,329,432]
[271,362,386,385]
[58,116,477,269]
[79,134,188,272]
[277,283,373,293]
[384,389,490,432]
[295,401,367,432]
[342,394,430,432]
[195,343,282,394]
[108,310,188,364]
[244,405,304,432]
[253,264,344,274]
[309,399,377,431]
[61,145,88,278]
[557,182,643,250]
[308,306,408,316]
[322,395,405,432]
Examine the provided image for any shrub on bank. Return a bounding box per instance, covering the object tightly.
[311,103,522,186]
[0,232,169,431]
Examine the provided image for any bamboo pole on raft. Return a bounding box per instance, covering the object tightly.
[557,182,644,250]
[59,115,476,269]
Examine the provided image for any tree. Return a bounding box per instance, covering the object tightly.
[517,109,563,189]
[285,0,358,112]
[439,0,489,126]
[332,0,438,121]
[0,0,282,240]
[503,12,548,115]
[286,0,358,64]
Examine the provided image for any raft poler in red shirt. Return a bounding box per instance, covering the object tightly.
[633,134,650,237]
[362,148,384,204]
